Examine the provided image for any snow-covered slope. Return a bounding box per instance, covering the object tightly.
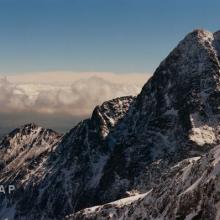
[68,145,220,220]
[0,123,62,219]
[1,29,220,219]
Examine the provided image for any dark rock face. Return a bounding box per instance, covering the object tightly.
[92,29,220,205]
[1,29,220,220]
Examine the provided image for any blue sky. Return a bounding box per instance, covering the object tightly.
[0,0,219,74]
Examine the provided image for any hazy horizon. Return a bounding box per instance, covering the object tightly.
[1,0,220,136]
[0,71,150,136]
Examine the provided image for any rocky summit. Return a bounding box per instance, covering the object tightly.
[1,29,220,220]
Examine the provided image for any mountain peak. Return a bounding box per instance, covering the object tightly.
[187,28,212,38]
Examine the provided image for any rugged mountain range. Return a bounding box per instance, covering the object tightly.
[1,29,220,219]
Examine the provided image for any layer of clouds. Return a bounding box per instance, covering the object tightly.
[0,72,151,135]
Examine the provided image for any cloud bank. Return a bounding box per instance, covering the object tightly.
[0,72,151,135]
